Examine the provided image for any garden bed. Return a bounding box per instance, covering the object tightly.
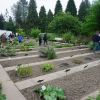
[0,49,91,67]
[21,65,100,100]
[7,53,99,83]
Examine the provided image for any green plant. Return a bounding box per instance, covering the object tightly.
[0,48,16,57]
[0,94,6,100]
[20,44,30,51]
[63,43,72,47]
[38,46,56,59]
[16,65,32,77]
[23,42,35,46]
[35,85,66,100]
[55,44,63,48]
[42,63,53,72]
[73,59,82,64]
[87,41,94,50]
[0,83,2,90]
[30,28,41,38]
[85,90,100,100]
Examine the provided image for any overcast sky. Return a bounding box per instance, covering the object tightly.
[0,0,93,16]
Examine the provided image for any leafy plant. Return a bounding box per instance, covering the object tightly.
[87,41,94,50]
[0,94,6,100]
[41,63,53,72]
[55,44,63,48]
[73,59,82,64]
[34,85,66,100]
[0,48,16,57]
[38,46,56,59]
[16,65,32,77]
[63,43,72,47]
[20,44,30,51]
[23,42,35,46]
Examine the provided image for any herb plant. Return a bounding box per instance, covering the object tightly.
[55,44,63,48]
[73,59,82,64]
[16,65,32,77]
[42,63,52,72]
[35,85,66,100]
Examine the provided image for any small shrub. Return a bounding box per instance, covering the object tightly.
[16,65,32,77]
[87,41,94,50]
[20,44,30,51]
[55,44,63,48]
[0,48,16,57]
[35,85,66,100]
[38,46,56,59]
[41,63,52,72]
[23,42,35,46]
[73,59,82,64]
[63,43,72,47]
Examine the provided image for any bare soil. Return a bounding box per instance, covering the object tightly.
[0,49,91,67]
[21,65,100,100]
[7,53,100,83]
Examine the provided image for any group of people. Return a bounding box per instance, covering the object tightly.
[0,33,23,48]
[92,30,100,53]
[38,33,48,46]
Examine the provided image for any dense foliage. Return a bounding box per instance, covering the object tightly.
[48,12,81,35]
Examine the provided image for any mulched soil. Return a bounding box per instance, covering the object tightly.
[7,53,100,83]
[21,65,100,100]
[0,49,91,67]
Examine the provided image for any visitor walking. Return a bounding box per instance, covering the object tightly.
[38,33,42,46]
[9,33,13,44]
[0,33,7,48]
[18,34,23,43]
[92,30,99,53]
[43,33,48,45]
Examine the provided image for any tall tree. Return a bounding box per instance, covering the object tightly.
[11,0,28,28]
[65,0,77,16]
[54,0,62,16]
[85,0,89,8]
[26,0,38,30]
[78,1,87,22]
[4,9,9,22]
[0,14,5,29]
[46,9,53,32]
[39,6,46,32]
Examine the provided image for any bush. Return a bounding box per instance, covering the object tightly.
[17,28,25,36]
[0,48,16,57]
[63,43,72,47]
[38,46,56,59]
[30,28,41,38]
[87,41,94,49]
[35,85,66,100]
[41,63,52,72]
[20,44,30,51]
[55,44,63,48]
[23,42,35,46]
[16,65,32,77]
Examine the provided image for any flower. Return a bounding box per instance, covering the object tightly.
[41,85,46,91]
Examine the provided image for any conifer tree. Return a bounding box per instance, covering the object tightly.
[39,6,46,32]
[0,14,5,29]
[78,1,87,22]
[26,0,38,30]
[54,0,62,16]
[65,0,77,16]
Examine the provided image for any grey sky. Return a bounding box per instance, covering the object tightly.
[0,0,93,16]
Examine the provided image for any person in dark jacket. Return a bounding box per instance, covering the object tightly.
[92,30,99,53]
[38,33,42,46]
[43,33,48,45]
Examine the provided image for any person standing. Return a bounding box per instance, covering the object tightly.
[38,33,42,46]
[92,30,99,53]
[9,33,13,44]
[43,33,48,45]
[18,34,23,43]
[0,33,7,48]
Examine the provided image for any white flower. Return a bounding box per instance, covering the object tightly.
[41,85,46,91]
